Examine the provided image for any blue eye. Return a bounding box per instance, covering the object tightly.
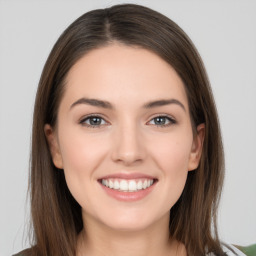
[80,114,176,128]
[148,115,176,127]
[80,115,107,128]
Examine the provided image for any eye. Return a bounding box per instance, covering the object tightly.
[80,115,108,128]
[147,115,176,127]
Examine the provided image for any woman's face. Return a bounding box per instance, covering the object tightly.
[45,44,204,232]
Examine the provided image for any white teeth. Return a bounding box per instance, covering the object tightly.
[114,180,119,190]
[143,180,147,189]
[101,178,155,192]
[120,180,128,191]
[128,180,136,191]
[137,180,142,190]
[109,180,114,188]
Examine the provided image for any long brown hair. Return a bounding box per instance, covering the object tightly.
[29,4,226,256]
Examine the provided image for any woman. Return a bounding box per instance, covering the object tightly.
[14,4,246,256]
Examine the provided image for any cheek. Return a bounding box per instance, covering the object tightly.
[149,131,193,206]
[151,133,193,174]
[57,128,108,201]
[59,129,106,173]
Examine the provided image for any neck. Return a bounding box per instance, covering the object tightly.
[77,212,186,256]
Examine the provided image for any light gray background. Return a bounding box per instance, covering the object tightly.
[0,0,255,255]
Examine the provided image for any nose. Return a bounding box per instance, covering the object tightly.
[111,121,146,166]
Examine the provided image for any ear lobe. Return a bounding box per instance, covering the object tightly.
[188,123,205,171]
[44,124,63,169]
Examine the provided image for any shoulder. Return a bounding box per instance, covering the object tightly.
[222,244,247,256]
[207,244,247,256]
[12,248,33,256]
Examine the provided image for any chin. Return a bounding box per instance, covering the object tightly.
[96,208,169,233]
[104,218,154,232]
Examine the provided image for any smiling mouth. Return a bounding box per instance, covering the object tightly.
[99,178,157,192]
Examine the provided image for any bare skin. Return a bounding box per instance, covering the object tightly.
[76,212,187,256]
[45,43,204,256]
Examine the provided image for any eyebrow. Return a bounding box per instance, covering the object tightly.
[70,97,186,111]
[143,99,185,111]
[70,98,113,109]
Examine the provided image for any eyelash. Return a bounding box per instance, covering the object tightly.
[79,114,176,129]
[79,114,108,128]
[148,115,176,128]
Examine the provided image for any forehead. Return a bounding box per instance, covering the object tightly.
[63,43,188,109]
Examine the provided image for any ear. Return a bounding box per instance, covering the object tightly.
[44,124,63,169]
[188,123,205,171]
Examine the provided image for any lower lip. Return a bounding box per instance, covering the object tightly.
[99,181,157,202]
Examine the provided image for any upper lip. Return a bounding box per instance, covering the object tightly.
[98,172,157,180]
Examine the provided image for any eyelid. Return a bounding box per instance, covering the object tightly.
[78,113,177,129]
[147,114,177,127]
[79,114,109,128]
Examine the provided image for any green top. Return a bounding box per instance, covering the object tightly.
[234,244,256,256]
[13,244,256,256]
